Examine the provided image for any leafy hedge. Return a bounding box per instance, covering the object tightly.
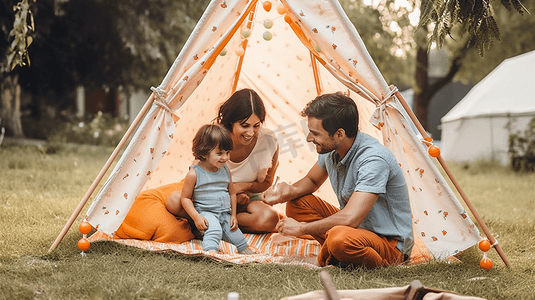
[509,116,535,172]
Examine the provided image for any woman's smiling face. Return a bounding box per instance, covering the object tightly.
[231,114,262,146]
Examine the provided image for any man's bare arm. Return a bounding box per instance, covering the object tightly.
[262,163,328,205]
[277,191,379,237]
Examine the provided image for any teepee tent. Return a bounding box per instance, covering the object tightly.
[50,0,508,265]
[441,50,535,165]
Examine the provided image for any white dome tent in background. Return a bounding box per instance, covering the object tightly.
[441,50,535,165]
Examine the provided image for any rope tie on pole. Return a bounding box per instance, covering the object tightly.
[151,86,180,121]
[369,86,398,130]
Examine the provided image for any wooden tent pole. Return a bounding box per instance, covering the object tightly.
[201,0,258,73]
[309,51,322,96]
[49,93,156,252]
[50,2,261,251]
[436,156,510,266]
[320,271,341,300]
[394,90,510,266]
[392,89,428,138]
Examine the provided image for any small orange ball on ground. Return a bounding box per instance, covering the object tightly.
[77,238,90,251]
[428,145,440,157]
[478,239,491,252]
[79,221,92,235]
[480,257,493,270]
[263,1,272,12]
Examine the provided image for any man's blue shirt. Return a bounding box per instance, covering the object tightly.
[317,132,414,254]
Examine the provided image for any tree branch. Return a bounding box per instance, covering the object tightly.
[427,41,470,100]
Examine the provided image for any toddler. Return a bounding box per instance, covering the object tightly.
[181,124,254,254]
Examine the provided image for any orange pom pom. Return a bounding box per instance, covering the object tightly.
[428,145,440,157]
[284,14,293,24]
[77,238,90,251]
[235,47,245,56]
[478,239,491,252]
[480,257,493,270]
[79,221,92,235]
[263,1,272,12]
[277,4,287,15]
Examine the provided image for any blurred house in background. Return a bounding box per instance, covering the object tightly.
[441,50,535,165]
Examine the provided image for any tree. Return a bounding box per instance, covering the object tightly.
[1,0,209,138]
[1,0,34,137]
[340,0,414,89]
[413,0,534,131]
[342,0,534,132]
[420,0,529,57]
[6,0,534,138]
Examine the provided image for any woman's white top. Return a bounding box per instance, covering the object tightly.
[227,128,278,184]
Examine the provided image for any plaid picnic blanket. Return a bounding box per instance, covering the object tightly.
[88,231,322,267]
[88,230,431,267]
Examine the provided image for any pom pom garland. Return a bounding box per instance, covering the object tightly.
[263,19,273,29]
[263,31,273,41]
[480,256,493,270]
[479,239,491,252]
[235,47,245,56]
[241,28,251,38]
[428,145,440,157]
[263,1,272,12]
[276,4,287,14]
[79,221,92,235]
[478,238,496,270]
[77,219,91,255]
[77,238,90,251]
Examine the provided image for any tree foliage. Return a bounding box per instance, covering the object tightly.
[341,0,535,133]
[3,0,535,140]
[454,0,535,83]
[1,0,208,113]
[340,0,415,88]
[15,0,208,96]
[420,0,529,56]
[5,0,35,70]
[1,0,208,138]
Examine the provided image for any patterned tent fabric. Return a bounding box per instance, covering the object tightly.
[84,0,481,263]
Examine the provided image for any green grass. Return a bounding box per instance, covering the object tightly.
[1,141,535,299]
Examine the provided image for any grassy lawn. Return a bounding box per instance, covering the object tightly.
[1,141,534,299]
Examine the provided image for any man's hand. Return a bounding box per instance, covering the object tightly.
[276,217,304,237]
[262,181,289,206]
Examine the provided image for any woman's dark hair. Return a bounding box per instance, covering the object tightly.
[192,124,233,161]
[216,88,266,131]
[300,92,359,138]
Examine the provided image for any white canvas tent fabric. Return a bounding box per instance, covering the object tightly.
[81,0,481,261]
[441,50,535,165]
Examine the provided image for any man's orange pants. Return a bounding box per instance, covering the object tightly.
[286,194,405,269]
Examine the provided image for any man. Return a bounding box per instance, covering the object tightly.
[262,92,413,269]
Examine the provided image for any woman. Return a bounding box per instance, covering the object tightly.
[166,88,280,233]
[114,89,280,243]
